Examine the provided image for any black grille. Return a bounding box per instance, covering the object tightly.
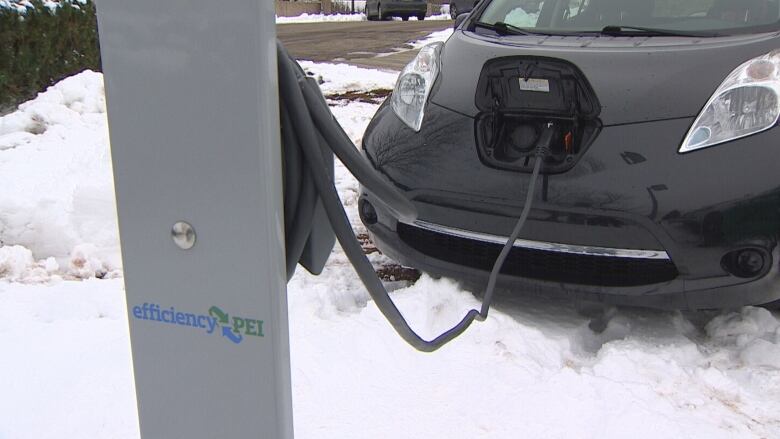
[397,223,678,287]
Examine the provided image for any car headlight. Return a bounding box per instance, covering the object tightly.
[680,50,780,153]
[391,42,443,132]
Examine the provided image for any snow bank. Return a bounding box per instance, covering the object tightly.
[0,70,120,279]
[0,63,394,283]
[425,12,452,21]
[706,307,780,368]
[387,13,451,21]
[276,12,367,24]
[0,245,59,283]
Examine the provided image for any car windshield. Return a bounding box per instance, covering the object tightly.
[475,0,780,36]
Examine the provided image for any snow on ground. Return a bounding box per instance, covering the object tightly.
[2,47,780,438]
[299,61,398,94]
[410,28,454,48]
[288,277,780,439]
[277,13,451,23]
[276,12,367,24]
[276,13,451,23]
[0,278,138,439]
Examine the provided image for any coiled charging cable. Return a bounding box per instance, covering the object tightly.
[278,42,550,352]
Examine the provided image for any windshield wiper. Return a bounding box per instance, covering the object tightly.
[598,25,719,37]
[473,21,544,36]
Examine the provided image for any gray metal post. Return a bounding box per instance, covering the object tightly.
[96,1,293,438]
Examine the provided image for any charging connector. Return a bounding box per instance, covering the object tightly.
[477,123,552,321]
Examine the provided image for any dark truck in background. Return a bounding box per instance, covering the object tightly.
[366,0,429,20]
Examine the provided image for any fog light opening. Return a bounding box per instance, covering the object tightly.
[722,248,766,278]
[359,199,378,225]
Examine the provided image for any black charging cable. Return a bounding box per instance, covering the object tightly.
[277,41,551,351]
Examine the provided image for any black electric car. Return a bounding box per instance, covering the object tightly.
[359,0,780,309]
[366,0,428,20]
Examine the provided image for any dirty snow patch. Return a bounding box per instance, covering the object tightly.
[298,61,398,94]
[0,70,120,277]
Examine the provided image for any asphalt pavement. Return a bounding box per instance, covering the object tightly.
[277,20,453,71]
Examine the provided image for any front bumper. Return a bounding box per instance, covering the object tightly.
[360,101,780,309]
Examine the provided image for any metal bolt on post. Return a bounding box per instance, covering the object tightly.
[171,222,196,250]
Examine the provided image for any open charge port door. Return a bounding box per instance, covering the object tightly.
[474,57,602,174]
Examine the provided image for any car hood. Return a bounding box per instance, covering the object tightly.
[430,30,780,126]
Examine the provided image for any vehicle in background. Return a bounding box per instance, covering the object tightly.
[449,0,476,19]
[366,0,428,20]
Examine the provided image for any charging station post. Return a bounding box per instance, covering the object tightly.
[96,1,293,437]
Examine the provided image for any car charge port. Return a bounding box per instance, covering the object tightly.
[474,57,602,174]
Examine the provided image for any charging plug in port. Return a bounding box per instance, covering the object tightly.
[474,56,602,174]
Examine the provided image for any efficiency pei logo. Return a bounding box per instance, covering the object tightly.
[131,303,264,345]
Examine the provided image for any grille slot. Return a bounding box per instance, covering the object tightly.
[397,223,678,287]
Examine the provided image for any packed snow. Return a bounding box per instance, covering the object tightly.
[2,48,780,439]
[276,12,368,24]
